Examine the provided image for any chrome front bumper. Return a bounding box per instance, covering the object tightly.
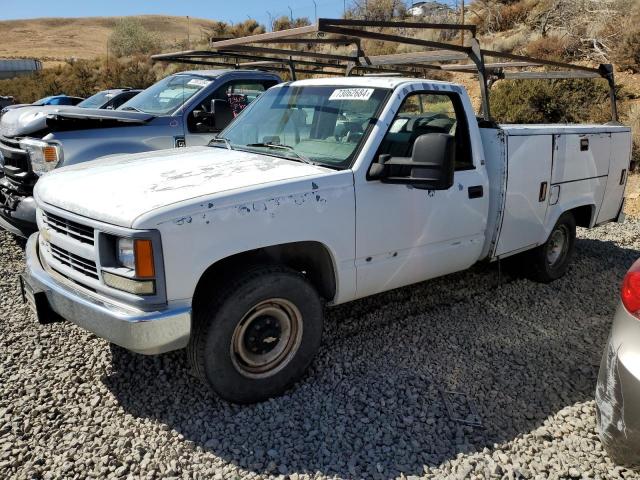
[22,233,191,355]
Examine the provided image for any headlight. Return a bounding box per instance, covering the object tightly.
[116,237,155,277]
[106,237,157,295]
[117,238,136,270]
[19,139,62,175]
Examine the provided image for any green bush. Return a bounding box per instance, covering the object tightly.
[490,79,614,124]
[109,18,162,58]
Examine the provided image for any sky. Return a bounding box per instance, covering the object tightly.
[0,0,350,27]
[0,1,461,27]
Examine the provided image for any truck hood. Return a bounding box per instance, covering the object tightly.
[45,108,155,132]
[0,105,64,137]
[35,147,333,228]
[0,106,154,138]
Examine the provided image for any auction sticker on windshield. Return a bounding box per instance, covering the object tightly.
[187,79,211,87]
[329,88,375,101]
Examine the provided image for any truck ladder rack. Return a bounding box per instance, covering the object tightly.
[151,18,618,122]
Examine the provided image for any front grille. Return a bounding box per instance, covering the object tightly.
[43,212,95,245]
[49,243,99,279]
[0,136,31,181]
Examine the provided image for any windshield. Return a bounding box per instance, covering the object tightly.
[118,74,213,115]
[219,85,388,168]
[77,91,114,109]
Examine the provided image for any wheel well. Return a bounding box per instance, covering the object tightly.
[194,242,337,302]
[567,204,595,228]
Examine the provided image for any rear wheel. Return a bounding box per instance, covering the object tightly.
[526,212,576,283]
[188,265,324,404]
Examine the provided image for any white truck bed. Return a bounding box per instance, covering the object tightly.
[481,124,631,260]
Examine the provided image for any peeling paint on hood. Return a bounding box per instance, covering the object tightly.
[34,146,334,228]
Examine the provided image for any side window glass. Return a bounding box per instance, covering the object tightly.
[379,92,473,171]
[187,80,275,134]
[111,93,132,109]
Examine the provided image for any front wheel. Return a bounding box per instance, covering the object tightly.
[526,212,576,283]
[188,265,324,404]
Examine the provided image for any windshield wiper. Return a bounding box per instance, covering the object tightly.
[245,143,314,165]
[120,106,143,112]
[209,137,234,150]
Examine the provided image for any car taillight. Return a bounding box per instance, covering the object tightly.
[621,259,640,317]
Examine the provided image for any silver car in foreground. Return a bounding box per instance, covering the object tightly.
[597,258,640,468]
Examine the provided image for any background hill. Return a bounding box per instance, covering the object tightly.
[0,15,215,65]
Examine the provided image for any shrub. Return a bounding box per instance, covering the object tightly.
[622,102,640,169]
[109,18,162,58]
[616,29,640,73]
[0,57,159,103]
[272,17,310,31]
[346,0,407,21]
[490,78,613,124]
[525,35,568,61]
[498,1,530,31]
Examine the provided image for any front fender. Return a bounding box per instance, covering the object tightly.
[136,172,358,306]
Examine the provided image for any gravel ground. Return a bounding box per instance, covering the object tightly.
[2,222,640,480]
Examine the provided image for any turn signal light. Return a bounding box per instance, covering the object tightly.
[43,146,58,163]
[621,259,640,318]
[134,239,155,278]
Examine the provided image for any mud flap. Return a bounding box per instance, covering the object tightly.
[19,274,63,325]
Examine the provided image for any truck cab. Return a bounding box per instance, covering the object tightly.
[0,69,281,236]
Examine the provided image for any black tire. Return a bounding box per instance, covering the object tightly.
[526,212,576,283]
[188,265,324,404]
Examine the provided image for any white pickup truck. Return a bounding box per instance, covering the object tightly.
[21,76,630,403]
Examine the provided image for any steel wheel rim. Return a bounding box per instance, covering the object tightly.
[231,298,303,379]
[546,225,569,266]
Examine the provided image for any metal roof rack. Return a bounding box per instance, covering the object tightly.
[152,18,618,121]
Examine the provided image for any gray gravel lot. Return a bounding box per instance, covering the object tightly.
[2,223,640,480]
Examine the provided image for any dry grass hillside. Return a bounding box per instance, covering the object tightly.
[0,15,216,65]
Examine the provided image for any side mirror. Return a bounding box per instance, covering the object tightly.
[211,99,234,130]
[369,133,455,190]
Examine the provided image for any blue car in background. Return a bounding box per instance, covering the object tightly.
[31,95,85,106]
[0,95,85,117]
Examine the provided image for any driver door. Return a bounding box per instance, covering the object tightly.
[354,90,489,298]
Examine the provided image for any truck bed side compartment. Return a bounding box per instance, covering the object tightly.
[597,131,631,223]
[493,134,552,258]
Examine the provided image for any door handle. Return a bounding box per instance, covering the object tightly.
[620,169,627,186]
[468,185,484,199]
[539,182,548,202]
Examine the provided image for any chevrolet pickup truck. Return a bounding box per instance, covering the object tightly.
[21,76,630,403]
[0,69,281,236]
